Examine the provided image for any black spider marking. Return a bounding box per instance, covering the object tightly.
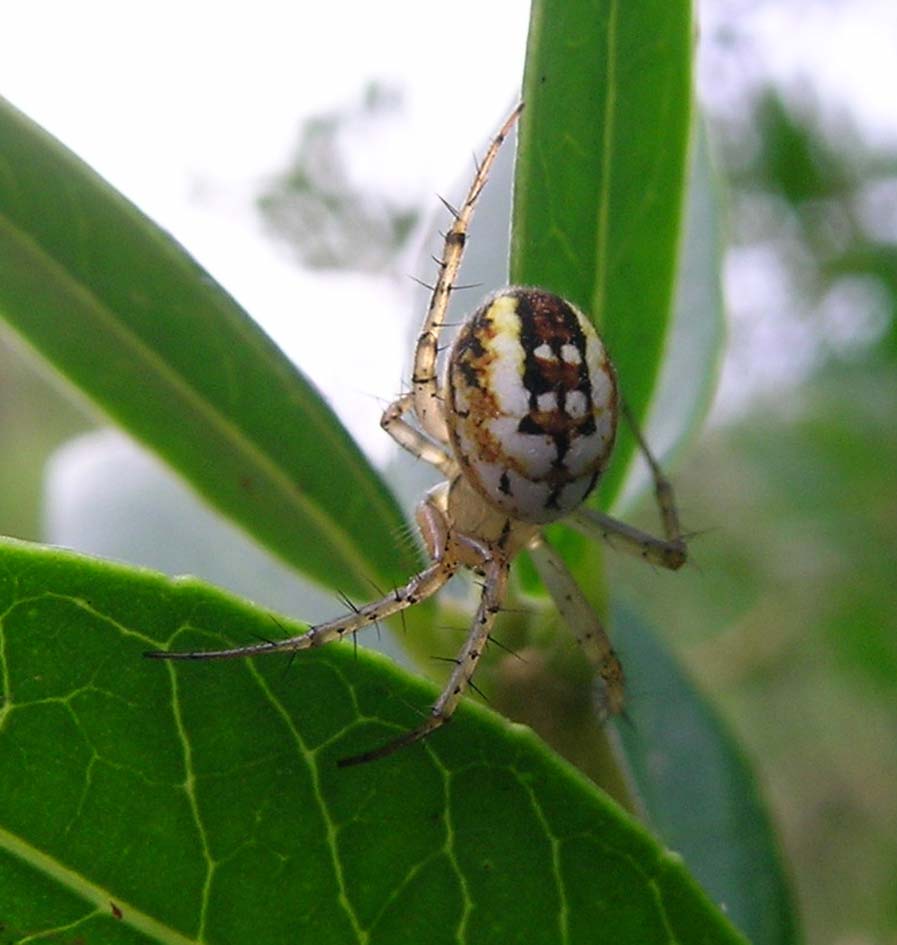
[455,325,488,360]
[498,518,512,549]
[451,321,490,393]
[458,360,480,389]
[512,290,595,477]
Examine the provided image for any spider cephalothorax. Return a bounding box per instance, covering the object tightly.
[148,105,686,765]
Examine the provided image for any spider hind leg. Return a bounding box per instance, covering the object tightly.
[569,403,688,571]
[338,548,510,767]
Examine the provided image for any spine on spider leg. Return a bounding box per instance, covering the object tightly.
[433,557,510,721]
[144,562,457,662]
[338,557,510,767]
[411,104,524,442]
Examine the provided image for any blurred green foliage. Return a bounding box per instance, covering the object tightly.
[616,359,897,945]
[726,88,897,363]
[613,83,897,945]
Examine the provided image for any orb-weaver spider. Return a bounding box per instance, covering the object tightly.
[147,104,687,766]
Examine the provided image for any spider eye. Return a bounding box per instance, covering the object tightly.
[445,287,618,524]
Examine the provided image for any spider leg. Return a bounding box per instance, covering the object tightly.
[338,549,510,766]
[568,509,686,571]
[381,392,456,475]
[528,537,625,717]
[624,402,687,548]
[144,558,457,662]
[412,103,524,443]
[569,403,688,570]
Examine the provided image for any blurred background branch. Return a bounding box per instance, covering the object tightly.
[257,81,419,272]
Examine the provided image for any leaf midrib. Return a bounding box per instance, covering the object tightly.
[592,0,619,329]
[0,823,198,945]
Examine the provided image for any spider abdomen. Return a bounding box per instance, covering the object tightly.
[446,287,618,524]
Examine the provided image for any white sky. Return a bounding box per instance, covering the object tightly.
[3,0,896,457]
[738,1,897,145]
[1,2,530,461]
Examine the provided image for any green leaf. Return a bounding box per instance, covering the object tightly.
[645,121,727,460]
[0,538,747,944]
[0,96,413,597]
[512,0,694,507]
[620,120,728,503]
[613,608,800,945]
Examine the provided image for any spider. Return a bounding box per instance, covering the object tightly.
[147,103,687,766]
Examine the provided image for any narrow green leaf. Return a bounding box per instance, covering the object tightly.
[613,608,801,945]
[512,0,694,507]
[632,122,727,488]
[0,538,747,944]
[0,96,414,597]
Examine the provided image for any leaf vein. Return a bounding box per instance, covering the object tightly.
[245,660,368,944]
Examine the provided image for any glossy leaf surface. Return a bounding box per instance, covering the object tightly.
[0,539,747,944]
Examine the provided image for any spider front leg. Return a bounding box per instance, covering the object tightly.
[145,558,456,662]
[339,539,510,767]
[381,108,524,472]
[569,403,688,571]
[528,536,625,717]
[381,392,455,476]
[412,103,523,442]
[146,493,457,663]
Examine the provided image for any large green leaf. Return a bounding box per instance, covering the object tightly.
[0,96,413,598]
[612,609,801,945]
[512,0,694,508]
[0,539,747,944]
